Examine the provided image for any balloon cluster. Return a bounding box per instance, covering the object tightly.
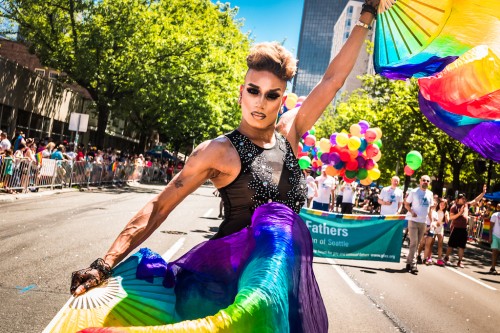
[297,120,383,185]
[404,151,423,176]
[281,93,306,114]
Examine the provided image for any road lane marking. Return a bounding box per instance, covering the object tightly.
[162,237,186,261]
[203,208,214,218]
[327,258,364,294]
[445,267,497,291]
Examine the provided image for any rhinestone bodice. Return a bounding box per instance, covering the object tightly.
[214,130,306,238]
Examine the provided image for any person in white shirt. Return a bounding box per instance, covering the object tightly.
[489,204,500,275]
[404,175,435,273]
[312,166,335,212]
[340,181,355,214]
[0,132,11,152]
[378,176,403,215]
[305,175,318,208]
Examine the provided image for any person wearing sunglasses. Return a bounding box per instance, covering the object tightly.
[404,175,435,273]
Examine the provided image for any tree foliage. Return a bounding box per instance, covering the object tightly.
[0,0,250,151]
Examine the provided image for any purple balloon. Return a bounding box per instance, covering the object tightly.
[301,131,310,140]
[358,120,370,134]
[355,155,366,168]
[329,133,337,145]
[320,153,330,165]
[329,152,341,164]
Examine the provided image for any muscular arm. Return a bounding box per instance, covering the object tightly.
[102,140,225,268]
[289,11,376,142]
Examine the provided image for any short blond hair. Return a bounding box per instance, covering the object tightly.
[246,42,297,81]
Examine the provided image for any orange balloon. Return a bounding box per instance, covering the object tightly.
[360,177,372,186]
[325,165,339,176]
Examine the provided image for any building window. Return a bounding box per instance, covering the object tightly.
[345,19,351,28]
[347,6,354,17]
[49,71,59,80]
[34,68,45,77]
[344,32,350,41]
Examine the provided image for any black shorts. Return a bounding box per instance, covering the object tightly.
[335,195,343,207]
[448,228,468,249]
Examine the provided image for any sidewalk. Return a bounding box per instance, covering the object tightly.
[0,187,79,203]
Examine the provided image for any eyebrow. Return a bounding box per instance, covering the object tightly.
[247,83,282,93]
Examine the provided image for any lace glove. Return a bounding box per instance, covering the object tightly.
[70,258,113,295]
[361,0,380,18]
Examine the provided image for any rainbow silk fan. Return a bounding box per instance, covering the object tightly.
[43,252,178,333]
[374,0,500,162]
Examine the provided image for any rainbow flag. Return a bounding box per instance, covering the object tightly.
[482,218,491,242]
[111,162,118,172]
[35,152,43,166]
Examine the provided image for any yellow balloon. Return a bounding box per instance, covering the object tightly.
[372,150,382,162]
[285,96,298,109]
[350,124,362,137]
[372,127,383,140]
[319,138,331,153]
[368,168,381,180]
[347,136,361,151]
[287,93,298,100]
[335,133,349,147]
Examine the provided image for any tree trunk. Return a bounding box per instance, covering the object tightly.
[434,154,446,197]
[138,132,148,154]
[96,102,110,149]
[451,163,461,195]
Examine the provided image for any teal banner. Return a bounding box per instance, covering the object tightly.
[299,208,406,262]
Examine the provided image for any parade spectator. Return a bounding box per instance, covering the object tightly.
[24,138,37,163]
[0,131,11,152]
[51,145,68,160]
[42,142,55,158]
[341,181,355,214]
[433,198,449,266]
[1,148,14,193]
[404,175,434,273]
[489,203,500,275]
[305,175,318,208]
[165,162,174,184]
[423,202,439,265]
[369,188,381,214]
[443,185,487,268]
[12,130,25,151]
[334,176,343,213]
[379,176,403,215]
[313,166,335,212]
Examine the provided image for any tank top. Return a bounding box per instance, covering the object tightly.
[214,130,306,239]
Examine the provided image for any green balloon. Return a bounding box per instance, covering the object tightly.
[406,150,422,170]
[357,168,368,180]
[298,156,311,170]
[317,151,323,160]
[345,170,357,179]
[374,139,383,149]
[309,128,316,135]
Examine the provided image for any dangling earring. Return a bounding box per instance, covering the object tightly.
[238,92,242,105]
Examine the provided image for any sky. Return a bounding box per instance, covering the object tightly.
[215,0,305,57]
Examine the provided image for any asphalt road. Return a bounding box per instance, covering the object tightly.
[1,183,499,332]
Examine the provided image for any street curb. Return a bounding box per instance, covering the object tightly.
[0,188,78,203]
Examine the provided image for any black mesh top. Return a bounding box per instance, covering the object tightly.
[213,130,306,239]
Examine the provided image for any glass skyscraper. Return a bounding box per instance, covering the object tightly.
[293,0,361,97]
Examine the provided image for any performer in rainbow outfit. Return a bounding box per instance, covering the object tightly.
[64,1,381,332]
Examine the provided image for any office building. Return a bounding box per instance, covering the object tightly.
[293,0,361,97]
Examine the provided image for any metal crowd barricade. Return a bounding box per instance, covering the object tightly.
[467,215,484,244]
[0,157,146,193]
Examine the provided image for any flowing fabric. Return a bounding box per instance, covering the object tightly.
[374,0,500,161]
[418,92,500,162]
[375,0,500,78]
[74,202,327,333]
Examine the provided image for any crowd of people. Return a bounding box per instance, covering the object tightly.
[0,129,180,193]
[303,168,499,275]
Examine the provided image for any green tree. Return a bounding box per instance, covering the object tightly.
[0,0,249,150]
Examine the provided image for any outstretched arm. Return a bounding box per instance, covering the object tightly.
[291,1,379,139]
[71,139,224,295]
